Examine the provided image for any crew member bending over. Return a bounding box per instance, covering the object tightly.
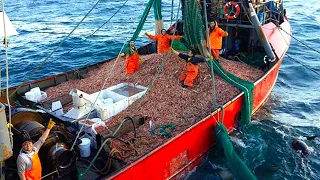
[171,48,205,88]
[208,20,228,60]
[145,29,182,54]
[17,119,55,180]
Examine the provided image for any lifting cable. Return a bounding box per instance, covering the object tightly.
[50,0,130,64]
[132,0,181,113]
[1,0,13,148]
[80,1,182,178]
[170,0,174,25]
[202,0,223,123]
[70,21,137,151]
[10,0,104,98]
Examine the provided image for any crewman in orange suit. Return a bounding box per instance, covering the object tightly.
[171,48,205,88]
[145,29,182,54]
[17,119,55,180]
[208,21,228,60]
[122,41,140,75]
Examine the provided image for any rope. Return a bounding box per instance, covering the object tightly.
[203,0,221,121]
[80,2,181,178]
[70,23,135,151]
[151,122,176,138]
[209,60,251,121]
[278,27,320,77]
[170,0,174,25]
[79,119,135,179]
[285,54,320,77]
[9,0,104,98]
[1,0,13,148]
[280,26,320,55]
[132,0,181,113]
[51,0,130,63]
[41,170,58,179]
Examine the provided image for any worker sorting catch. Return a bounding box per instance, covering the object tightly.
[171,48,205,88]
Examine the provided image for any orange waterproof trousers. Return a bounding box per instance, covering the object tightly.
[126,52,139,75]
[211,49,220,60]
[179,62,199,87]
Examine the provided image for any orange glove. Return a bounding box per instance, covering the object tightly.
[47,118,55,129]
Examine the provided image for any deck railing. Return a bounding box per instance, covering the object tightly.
[201,0,284,26]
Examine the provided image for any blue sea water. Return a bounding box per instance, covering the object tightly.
[1,0,319,179]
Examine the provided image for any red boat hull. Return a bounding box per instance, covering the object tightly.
[107,20,291,180]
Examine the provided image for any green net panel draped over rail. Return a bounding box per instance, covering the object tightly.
[215,122,257,180]
[208,60,254,125]
[181,0,209,57]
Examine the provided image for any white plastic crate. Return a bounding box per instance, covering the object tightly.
[107,83,148,105]
[71,83,147,121]
[89,89,128,120]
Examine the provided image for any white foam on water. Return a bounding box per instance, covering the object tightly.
[230,136,247,148]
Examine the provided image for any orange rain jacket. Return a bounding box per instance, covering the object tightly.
[178,53,205,87]
[147,34,182,53]
[124,46,139,75]
[208,25,228,50]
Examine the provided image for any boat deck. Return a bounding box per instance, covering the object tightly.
[44,53,264,162]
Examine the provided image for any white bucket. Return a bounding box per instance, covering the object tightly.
[79,138,91,157]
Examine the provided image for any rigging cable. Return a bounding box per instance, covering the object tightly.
[202,0,218,111]
[286,54,320,77]
[9,0,104,98]
[170,0,174,25]
[70,23,135,151]
[278,26,320,77]
[1,0,13,148]
[81,0,182,178]
[203,0,224,123]
[280,26,320,55]
[46,0,130,75]
[132,0,181,113]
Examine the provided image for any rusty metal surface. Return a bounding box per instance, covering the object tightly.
[11,111,43,126]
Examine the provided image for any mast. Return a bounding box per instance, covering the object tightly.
[247,2,276,62]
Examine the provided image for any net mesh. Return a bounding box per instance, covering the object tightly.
[215,122,257,180]
[181,0,209,57]
[208,60,254,125]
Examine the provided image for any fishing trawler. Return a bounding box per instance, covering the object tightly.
[0,0,291,179]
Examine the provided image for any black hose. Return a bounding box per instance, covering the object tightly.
[123,116,137,138]
[105,135,130,145]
